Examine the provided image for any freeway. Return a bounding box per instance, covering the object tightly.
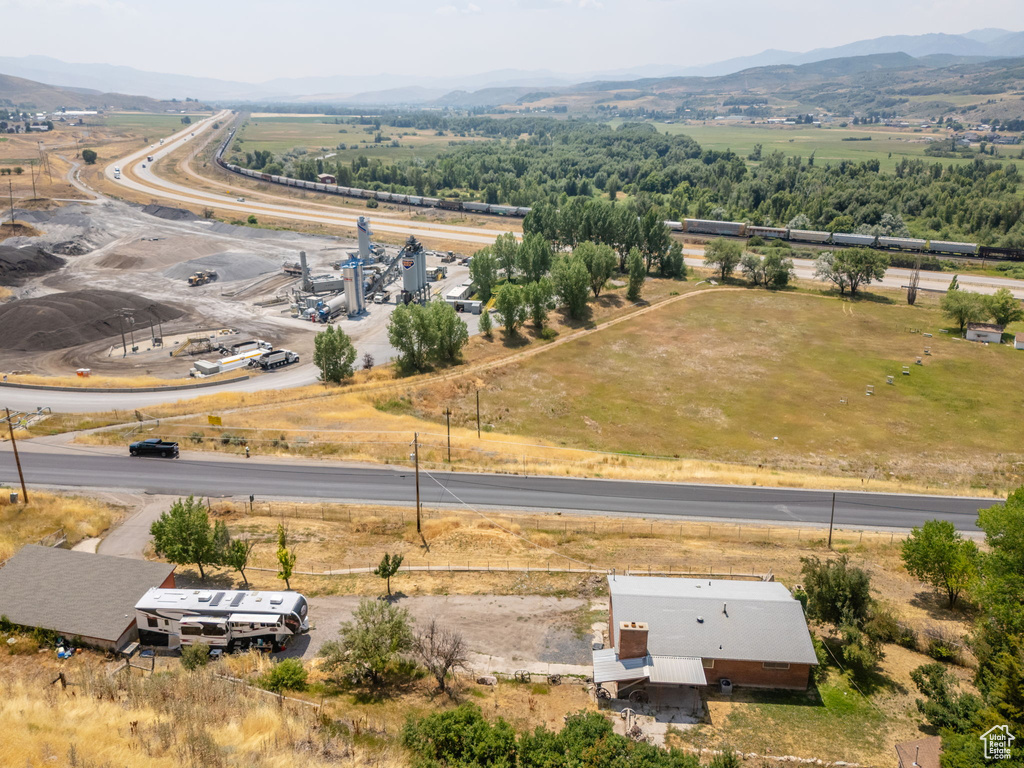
[0,446,992,531]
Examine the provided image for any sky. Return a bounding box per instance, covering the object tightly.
[1,0,1023,82]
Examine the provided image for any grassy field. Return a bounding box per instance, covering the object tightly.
[409,286,1024,492]
[0,489,120,561]
[642,121,1024,173]
[238,115,480,167]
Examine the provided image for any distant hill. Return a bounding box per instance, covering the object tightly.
[0,72,181,112]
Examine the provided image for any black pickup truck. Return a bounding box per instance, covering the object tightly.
[129,438,180,458]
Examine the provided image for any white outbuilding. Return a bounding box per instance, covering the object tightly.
[966,322,1004,343]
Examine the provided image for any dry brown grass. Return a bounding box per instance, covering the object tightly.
[0,489,121,561]
[0,220,42,240]
[4,369,248,390]
[0,653,392,768]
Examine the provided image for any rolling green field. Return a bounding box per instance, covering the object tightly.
[239,115,478,166]
[641,121,1024,172]
[100,112,206,134]
[438,287,1024,491]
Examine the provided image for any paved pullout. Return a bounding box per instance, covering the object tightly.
[0,446,991,531]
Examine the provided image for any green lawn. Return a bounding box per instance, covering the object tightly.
[637,121,1024,173]
[448,287,1024,490]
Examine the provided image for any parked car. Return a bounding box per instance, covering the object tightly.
[129,438,179,458]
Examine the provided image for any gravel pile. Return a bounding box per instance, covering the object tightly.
[142,204,198,222]
[163,252,279,282]
[0,290,184,351]
[0,246,66,286]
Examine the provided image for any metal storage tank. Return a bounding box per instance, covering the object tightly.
[341,260,366,316]
[357,216,372,260]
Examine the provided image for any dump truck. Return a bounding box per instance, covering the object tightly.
[187,270,218,286]
[129,438,179,458]
[252,349,299,370]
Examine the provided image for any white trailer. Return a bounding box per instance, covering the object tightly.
[445,284,473,301]
[135,588,309,652]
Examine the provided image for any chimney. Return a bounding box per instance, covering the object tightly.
[618,621,649,660]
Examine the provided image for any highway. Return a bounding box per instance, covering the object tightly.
[0,446,992,531]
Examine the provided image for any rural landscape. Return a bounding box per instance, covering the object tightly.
[1,7,1023,768]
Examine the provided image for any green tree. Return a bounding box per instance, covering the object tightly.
[313,325,357,383]
[150,496,227,580]
[180,643,210,671]
[478,307,493,338]
[640,210,671,272]
[388,303,437,373]
[941,289,989,334]
[319,597,413,686]
[910,663,983,732]
[494,282,527,334]
[428,299,469,364]
[516,233,553,284]
[800,554,873,628]
[493,231,519,281]
[468,247,499,302]
[986,287,1024,327]
[902,520,979,608]
[661,241,687,279]
[613,204,642,269]
[703,238,743,280]
[223,538,255,588]
[276,524,296,590]
[552,256,591,320]
[606,174,620,201]
[742,251,795,289]
[525,278,554,329]
[259,658,308,692]
[815,248,889,296]
[574,241,616,297]
[374,553,404,597]
[81,149,97,164]
[976,487,1024,634]
[626,247,646,301]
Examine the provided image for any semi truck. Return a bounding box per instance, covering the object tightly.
[252,349,299,369]
[129,438,180,458]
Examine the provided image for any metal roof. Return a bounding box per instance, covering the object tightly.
[592,649,706,685]
[608,576,818,665]
[135,588,306,617]
[0,545,174,643]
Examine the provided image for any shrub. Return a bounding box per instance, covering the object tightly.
[188,431,204,444]
[259,658,307,692]
[246,215,258,225]
[181,643,210,670]
[539,327,558,341]
[366,199,378,208]
[747,235,765,247]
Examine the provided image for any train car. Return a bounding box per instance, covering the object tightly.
[663,220,685,232]
[684,219,746,237]
[393,194,409,204]
[514,207,531,217]
[377,191,394,202]
[463,202,490,213]
[929,240,979,256]
[438,199,463,211]
[878,236,927,252]
[421,197,440,208]
[978,245,1024,261]
[490,205,516,216]
[259,173,272,181]
[407,195,423,206]
[747,226,788,240]
[832,232,877,247]
[789,229,831,244]
[336,186,352,196]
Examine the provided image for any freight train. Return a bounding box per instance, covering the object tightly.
[213,130,1023,262]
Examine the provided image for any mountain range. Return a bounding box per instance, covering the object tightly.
[0,28,1022,106]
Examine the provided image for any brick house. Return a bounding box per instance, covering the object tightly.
[593,576,817,697]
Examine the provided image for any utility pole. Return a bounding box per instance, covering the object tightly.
[5,408,29,503]
[827,492,836,550]
[116,311,127,358]
[30,162,36,198]
[444,408,452,463]
[476,390,481,438]
[7,179,13,227]
[413,432,422,534]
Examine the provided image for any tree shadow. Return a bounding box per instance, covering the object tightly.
[594,294,625,309]
[851,291,895,305]
[174,569,240,590]
[908,589,976,622]
[500,331,533,349]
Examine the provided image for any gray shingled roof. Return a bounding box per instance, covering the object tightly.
[608,575,817,665]
[0,545,174,643]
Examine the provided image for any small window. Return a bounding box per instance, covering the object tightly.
[147,617,158,628]
[702,659,715,669]
[763,662,790,670]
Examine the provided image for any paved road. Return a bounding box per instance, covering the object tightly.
[0,446,992,531]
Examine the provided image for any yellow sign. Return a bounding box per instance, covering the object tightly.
[207,415,222,426]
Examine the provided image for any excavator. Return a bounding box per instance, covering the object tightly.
[187,269,218,287]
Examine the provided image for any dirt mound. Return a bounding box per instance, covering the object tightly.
[163,252,279,282]
[0,245,65,285]
[48,240,93,256]
[0,290,184,351]
[142,204,197,222]
[0,221,43,241]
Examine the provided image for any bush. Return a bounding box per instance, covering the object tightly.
[181,643,210,670]
[246,215,257,225]
[747,235,765,247]
[886,253,943,271]
[366,199,378,208]
[81,149,97,164]
[539,327,558,341]
[219,432,236,446]
[188,431,204,444]
[259,658,308,692]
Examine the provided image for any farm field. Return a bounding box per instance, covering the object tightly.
[643,121,1024,172]
[237,114,482,166]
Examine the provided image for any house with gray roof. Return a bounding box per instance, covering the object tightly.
[0,545,176,651]
[594,575,817,696]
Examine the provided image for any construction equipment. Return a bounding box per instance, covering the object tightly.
[171,337,214,357]
[187,270,218,287]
